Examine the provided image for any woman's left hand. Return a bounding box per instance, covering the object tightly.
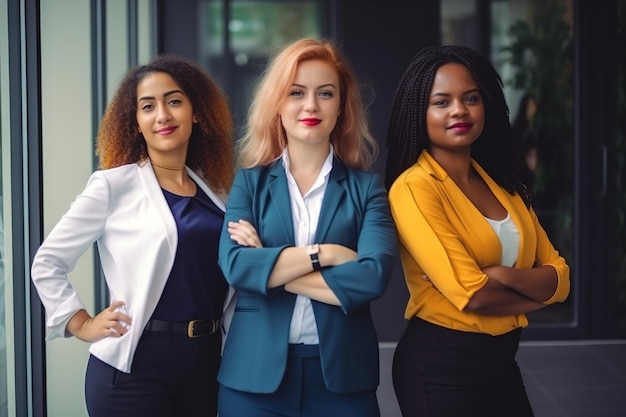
[228,219,262,248]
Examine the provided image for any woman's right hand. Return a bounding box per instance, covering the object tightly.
[228,219,262,248]
[67,300,132,342]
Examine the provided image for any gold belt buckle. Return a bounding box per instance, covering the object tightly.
[187,319,204,338]
[210,319,219,335]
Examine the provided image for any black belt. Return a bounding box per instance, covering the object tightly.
[144,318,221,338]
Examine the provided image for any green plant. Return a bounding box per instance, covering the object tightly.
[502,0,575,325]
[503,0,574,259]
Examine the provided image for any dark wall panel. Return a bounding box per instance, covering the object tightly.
[157,0,442,342]
[337,1,441,342]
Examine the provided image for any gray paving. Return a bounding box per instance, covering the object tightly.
[378,340,626,417]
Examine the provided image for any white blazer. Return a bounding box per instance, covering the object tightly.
[31,161,234,373]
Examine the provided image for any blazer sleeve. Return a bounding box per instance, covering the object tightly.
[218,168,289,295]
[389,172,491,311]
[530,206,570,304]
[31,172,111,339]
[321,173,398,314]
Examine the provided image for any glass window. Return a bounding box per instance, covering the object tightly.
[199,0,325,133]
[0,143,6,417]
[441,0,575,326]
[616,0,626,330]
[495,1,575,326]
[0,17,8,417]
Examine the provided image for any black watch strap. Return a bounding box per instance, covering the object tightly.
[307,244,321,271]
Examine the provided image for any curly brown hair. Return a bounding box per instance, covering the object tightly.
[96,54,235,193]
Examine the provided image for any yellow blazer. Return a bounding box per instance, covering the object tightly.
[388,150,570,335]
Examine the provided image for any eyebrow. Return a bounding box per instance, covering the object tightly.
[137,89,185,102]
[291,83,337,90]
[430,88,480,98]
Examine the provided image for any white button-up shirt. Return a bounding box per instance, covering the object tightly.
[282,146,334,344]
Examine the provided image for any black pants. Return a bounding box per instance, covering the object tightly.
[85,330,221,417]
[392,317,534,417]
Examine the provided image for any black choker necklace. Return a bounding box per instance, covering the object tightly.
[151,161,185,171]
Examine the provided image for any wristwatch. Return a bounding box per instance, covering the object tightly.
[306,244,321,271]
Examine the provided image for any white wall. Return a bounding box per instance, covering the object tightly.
[39,0,154,415]
[40,0,95,415]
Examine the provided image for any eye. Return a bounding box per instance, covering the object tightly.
[140,103,154,111]
[168,98,182,106]
[318,90,335,98]
[431,99,448,107]
[289,89,304,97]
[464,94,481,104]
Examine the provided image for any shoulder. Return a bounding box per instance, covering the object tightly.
[389,162,432,193]
[91,163,141,181]
[85,164,145,197]
[332,158,377,183]
[387,159,451,214]
[234,162,281,182]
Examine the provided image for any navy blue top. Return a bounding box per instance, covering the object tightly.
[151,182,228,321]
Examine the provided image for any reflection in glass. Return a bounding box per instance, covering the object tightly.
[0,197,5,417]
[199,0,323,133]
[500,1,575,326]
[0,140,6,417]
[616,0,626,330]
[441,0,575,325]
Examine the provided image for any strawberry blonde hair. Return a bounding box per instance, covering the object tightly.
[237,38,378,170]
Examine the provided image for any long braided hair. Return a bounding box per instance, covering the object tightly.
[384,45,531,206]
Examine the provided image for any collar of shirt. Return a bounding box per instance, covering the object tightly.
[281,144,334,198]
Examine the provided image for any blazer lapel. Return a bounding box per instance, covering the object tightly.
[138,162,178,259]
[315,159,347,242]
[268,161,296,244]
[187,168,227,212]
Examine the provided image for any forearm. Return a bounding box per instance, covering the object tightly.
[268,243,356,289]
[464,278,545,315]
[66,309,93,341]
[484,265,558,303]
[268,246,316,288]
[65,301,131,342]
[284,273,341,306]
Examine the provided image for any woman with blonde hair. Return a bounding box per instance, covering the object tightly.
[217,38,397,416]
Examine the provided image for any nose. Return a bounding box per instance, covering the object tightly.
[450,99,469,117]
[303,94,319,112]
[156,105,171,123]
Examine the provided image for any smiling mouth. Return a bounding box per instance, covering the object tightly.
[156,127,177,134]
[448,123,471,129]
[447,123,473,133]
[301,118,321,126]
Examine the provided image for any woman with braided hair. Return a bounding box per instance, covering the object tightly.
[385,45,570,416]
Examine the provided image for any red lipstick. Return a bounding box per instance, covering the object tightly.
[301,118,321,126]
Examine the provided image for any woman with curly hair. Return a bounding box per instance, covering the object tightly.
[31,54,235,416]
[385,45,570,416]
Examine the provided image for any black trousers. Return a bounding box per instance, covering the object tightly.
[85,330,221,417]
[392,317,534,417]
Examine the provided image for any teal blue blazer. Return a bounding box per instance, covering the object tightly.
[217,158,397,394]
